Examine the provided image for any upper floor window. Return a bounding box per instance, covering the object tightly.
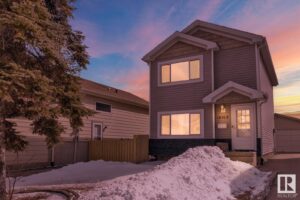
[96,102,111,112]
[160,56,202,85]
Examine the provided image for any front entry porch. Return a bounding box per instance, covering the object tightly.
[203,81,266,155]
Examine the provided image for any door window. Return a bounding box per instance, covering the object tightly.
[236,109,251,137]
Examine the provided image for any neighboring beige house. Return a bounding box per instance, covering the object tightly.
[7,79,149,168]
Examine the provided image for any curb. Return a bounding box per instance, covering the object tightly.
[15,188,79,200]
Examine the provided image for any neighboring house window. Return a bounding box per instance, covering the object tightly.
[96,102,111,112]
[160,110,203,136]
[160,56,202,85]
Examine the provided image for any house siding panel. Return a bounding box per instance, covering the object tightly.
[259,54,275,155]
[191,30,248,49]
[6,95,149,167]
[214,45,257,89]
[150,43,213,139]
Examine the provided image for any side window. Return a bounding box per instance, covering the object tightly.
[96,102,111,112]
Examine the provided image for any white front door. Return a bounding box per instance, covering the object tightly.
[231,103,256,150]
[92,122,103,140]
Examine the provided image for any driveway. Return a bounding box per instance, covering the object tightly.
[260,154,300,200]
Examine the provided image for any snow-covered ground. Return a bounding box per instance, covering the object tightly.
[78,147,272,200]
[11,146,272,200]
[11,160,162,187]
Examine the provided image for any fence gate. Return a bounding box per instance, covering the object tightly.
[89,135,149,163]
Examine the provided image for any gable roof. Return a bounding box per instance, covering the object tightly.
[142,31,218,62]
[182,20,278,86]
[182,20,264,43]
[142,20,278,86]
[203,81,264,103]
[80,79,148,108]
[275,113,300,123]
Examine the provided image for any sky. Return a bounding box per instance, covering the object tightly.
[71,0,300,115]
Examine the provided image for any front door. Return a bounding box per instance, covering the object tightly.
[92,122,103,140]
[231,103,256,150]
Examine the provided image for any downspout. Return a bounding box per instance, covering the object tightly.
[211,49,215,139]
[255,44,261,152]
[256,43,268,158]
[148,62,151,139]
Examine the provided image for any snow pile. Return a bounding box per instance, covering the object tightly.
[80,146,271,200]
[13,160,160,187]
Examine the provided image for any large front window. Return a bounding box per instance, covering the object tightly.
[160,58,201,84]
[160,111,203,136]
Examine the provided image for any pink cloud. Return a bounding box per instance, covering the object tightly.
[230,2,300,69]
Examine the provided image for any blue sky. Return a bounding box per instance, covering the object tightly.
[71,0,300,114]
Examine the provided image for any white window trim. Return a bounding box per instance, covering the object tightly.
[157,55,204,87]
[95,101,112,113]
[157,109,205,139]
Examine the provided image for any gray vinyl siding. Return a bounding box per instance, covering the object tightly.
[259,54,275,155]
[150,42,213,139]
[214,45,257,89]
[190,29,249,50]
[190,29,257,89]
[215,104,231,139]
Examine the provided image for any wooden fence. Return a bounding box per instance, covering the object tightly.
[89,135,149,163]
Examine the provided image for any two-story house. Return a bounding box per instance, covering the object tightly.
[142,20,278,159]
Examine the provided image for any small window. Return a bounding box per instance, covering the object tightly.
[161,65,170,83]
[161,115,170,135]
[96,102,111,112]
[190,113,200,134]
[189,60,200,79]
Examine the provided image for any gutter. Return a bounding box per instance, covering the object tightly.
[81,89,149,109]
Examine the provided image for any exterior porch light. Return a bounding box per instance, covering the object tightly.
[220,105,226,113]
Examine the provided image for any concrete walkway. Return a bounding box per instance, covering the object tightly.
[260,154,300,200]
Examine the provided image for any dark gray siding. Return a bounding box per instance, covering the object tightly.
[191,30,249,49]
[190,30,257,89]
[150,42,213,139]
[214,45,257,89]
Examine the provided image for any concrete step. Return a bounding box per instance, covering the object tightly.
[225,151,257,166]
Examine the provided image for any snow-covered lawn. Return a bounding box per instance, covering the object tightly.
[11,160,162,187]
[11,146,273,200]
[77,147,272,200]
